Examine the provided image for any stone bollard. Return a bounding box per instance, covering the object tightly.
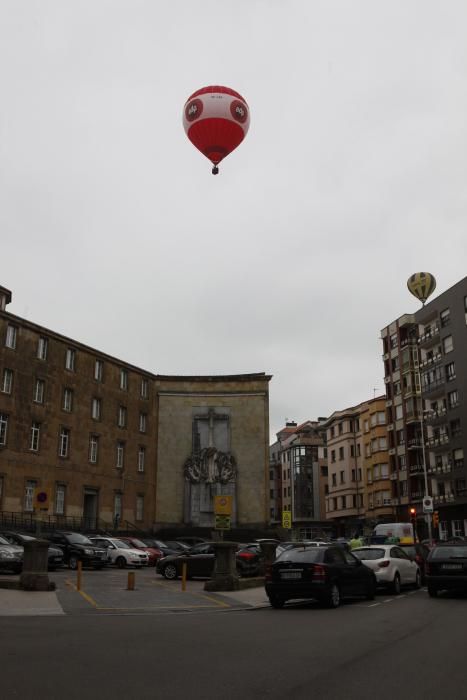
[20,539,55,591]
[204,541,240,591]
[259,542,277,574]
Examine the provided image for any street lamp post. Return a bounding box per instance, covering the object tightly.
[407,272,437,544]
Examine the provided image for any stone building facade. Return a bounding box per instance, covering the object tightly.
[0,286,271,532]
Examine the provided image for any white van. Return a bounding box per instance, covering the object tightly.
[373,522,414,544]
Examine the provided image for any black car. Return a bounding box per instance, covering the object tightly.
[156,542,260,580]
[264,544,376,609]
[0,535,23,573]
[0,531,64,571]
[426,542,467,597]
[45,532,107,569]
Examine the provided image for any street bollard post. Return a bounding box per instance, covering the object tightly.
[181,563,187,591]
[77,560,82,591]
[127,571,135,591]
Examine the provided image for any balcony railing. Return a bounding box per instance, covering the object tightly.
[418,326,440,345]
[422,377,446,394]
[409,464,425,474]
[424,406,447,422]
[407,438,422,449]
[425,434,450,448]
[420,353,442,369]
[428,462,452,475]
[433,493,456,504]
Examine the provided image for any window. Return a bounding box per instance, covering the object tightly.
[118,406,127,428]
[1,368,12,394]
[390,333,398,349]
[91,398,101,421]
[330,426,335,438]
[5,325,17,349]
[114,493,122,522]
[136,495,144,522]
[0,413,8,445]
[450,419,461,438]
[94,359,103,382]
[65,348,76,371]
[351,469,356,482]
[63,388,73,412]
[55,484,65,515]
[395,404,403,420]
[350,444,355,458]
[445,362,456,381]
[120,369,128,391]
[139,413,147,433]
[270,488,274,498]
[340,470,345,484]
[339,446,344,460]
[331,473,337,487]
[448,390,459,409]
[393,381,401,396]
[138,446,146,472]
[440,308,450,327]
[116,441,125,469]
[24,480,37,512]
[443,335,453,354]
[59,427,70,457]
[37,336,48,360]
[331,450,336,463]
[338,423,343,434]
[141,378,148,399]
[89,435,99,463]
[452,520,463,538]
[321,466,328,476]
[453,448,464,467]
[34,379,45,404]
[30,422,40,451]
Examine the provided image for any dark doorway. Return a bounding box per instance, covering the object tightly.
[83,489,99,529]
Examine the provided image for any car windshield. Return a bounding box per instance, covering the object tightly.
[353,548,385,561]
[67,533,93,545]
[111,540,131,549]
[431,547,467,559]
[0,535,11,545]
[129,539,146,548]
[277,548,323,563]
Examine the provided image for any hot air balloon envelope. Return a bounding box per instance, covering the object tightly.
[407,272,436,305]
[183,85,250,173]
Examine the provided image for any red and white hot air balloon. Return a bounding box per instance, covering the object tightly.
[182,85,250,174]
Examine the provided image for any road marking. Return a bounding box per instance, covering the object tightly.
[198,594,231,608]
[367,603,380,607]
[65,579,98,608]
[383,599,393,603]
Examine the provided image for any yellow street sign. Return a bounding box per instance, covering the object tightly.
[214,495,233,515]
[215,514,231,530]
[282,511,292,529]
[34,489,50,512]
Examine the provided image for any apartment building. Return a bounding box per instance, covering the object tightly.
[361,397,392,524]
[323,404,366,537]
[269,420,330,538]
[381,276,467,539]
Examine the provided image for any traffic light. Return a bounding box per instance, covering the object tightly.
[409,507,417,523]
[433,511,439,528]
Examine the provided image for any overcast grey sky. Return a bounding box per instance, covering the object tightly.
[0,1,466,439]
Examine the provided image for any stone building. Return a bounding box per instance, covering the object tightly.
[0,285,271,532]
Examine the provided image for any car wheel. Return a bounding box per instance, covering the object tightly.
[414,570,421,589]
[116,556,126,569]
[428,585,438,598]
[163,564,178,580]
[268,595,285,609]
[392,573,401,595]
[69,556,79,570]
[365,577,376,600]
[326,583,341,608]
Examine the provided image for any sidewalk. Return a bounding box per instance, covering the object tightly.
[0,589,64,616]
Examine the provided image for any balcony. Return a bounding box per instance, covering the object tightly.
[420,353,442,369]
[390,472,398,481]
[433,493,456,505]
[428,462,452,475]
[454,459,465,470]
[409,464,426,475]
[425,434,450,448]
[424,406,447,423]
[422,377,446,397]
[418,326,440,347]
[407,438,422,449]
[410,491,424,501]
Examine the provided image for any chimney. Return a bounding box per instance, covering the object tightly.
[0,286,12,311]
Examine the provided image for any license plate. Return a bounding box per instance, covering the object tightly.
[280,571,301,580]
[442,563,463,570]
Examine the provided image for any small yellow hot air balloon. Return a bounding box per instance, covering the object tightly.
[407,272,436,305]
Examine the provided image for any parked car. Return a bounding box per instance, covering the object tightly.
[398,543,430,583]
[352,545,421,593]
[89,537,149,568]
[265,544,376,609]
[174,537,208,547]
[156,542,260,580]
[118,537,161,566]
[0,531,64,571]
[426,542,467,597]
[0,535,23,574]
[164,540,191,553]
[141,538,184,558]
[46,532,107,570]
